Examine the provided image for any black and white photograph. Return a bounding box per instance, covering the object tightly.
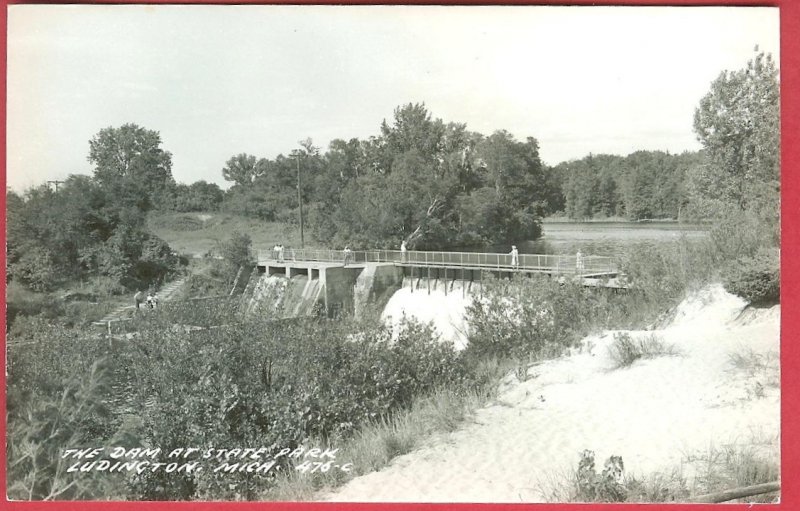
[6,4,781,504]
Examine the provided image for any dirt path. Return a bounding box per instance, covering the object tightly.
[324,286,780,502]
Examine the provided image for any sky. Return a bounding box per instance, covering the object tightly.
[7,5,780,192]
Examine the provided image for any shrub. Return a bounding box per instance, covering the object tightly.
[619,242,694,304]
[10,247,58,291]
[709,208,775,263]
[85,226,178,290]
[121,312,466,500]
[217,231,254,283]
[7,320,137,500]
[728,349,779,387]
[7,360,129,500]
[607,332,679,369]
[6,284,65,332]
[552,441,778,503]
[684,442,780,503]
[722,247,779,305]
[85,276,129,297]
[574,450,627,502]
[177,259,231,299]
[465,275,595,361]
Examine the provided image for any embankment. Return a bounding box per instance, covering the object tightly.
[325,284,780,502]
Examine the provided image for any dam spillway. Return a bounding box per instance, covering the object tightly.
[245,249,626,347]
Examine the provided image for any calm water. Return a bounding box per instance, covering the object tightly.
[489,222,709,257]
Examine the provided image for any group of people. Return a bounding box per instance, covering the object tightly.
[272,244,286,262]
[134,289,159,310]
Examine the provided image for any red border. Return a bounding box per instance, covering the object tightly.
[1,1,795,510]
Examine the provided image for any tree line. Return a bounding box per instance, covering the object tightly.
[556,150,704,220]
[218,104,562,249]
[7,51,779,292]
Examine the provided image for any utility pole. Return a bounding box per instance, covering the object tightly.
[296,153,305,248]
[47,180,65,192]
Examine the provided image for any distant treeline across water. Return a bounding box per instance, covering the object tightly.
[468,221,710,257]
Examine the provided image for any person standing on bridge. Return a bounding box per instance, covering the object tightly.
[343,245,352,266]
[510,245,519,268]
[278,244,285,262]
[400,240,407,262]
[576,250,584,275]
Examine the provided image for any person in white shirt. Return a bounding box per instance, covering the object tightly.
[510,245,519,268]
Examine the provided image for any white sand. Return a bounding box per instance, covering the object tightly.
[326,284,780,502]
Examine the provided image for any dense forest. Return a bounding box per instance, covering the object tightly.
[556,150,704,220]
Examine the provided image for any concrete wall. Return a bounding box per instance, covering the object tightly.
[354,264,404,318]
[320,266,364,317]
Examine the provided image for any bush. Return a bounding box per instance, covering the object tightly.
[465,275,596,361]
[85,276,129,297]
[83,225,178,290]
[607,332,679,369]
[217,231,254,283]
[6,319,135,500]
[10,247,58,291]
[709,208,775,263]
[120,312,465,500]
[722,247,779,305]
[7,360,131,500]
[574,450,627,502]
[6,284,64,332]
[551,441,778,503]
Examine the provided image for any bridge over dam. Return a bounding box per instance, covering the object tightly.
[250,248,626,320]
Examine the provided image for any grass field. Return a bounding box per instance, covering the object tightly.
[147,211,319,257]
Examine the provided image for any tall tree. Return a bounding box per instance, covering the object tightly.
[88,123,174,209]
[380,103,445,167]
[221,153,265,187]
[692,50,779,215]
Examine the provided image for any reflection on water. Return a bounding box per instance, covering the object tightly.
[487,222,710,256]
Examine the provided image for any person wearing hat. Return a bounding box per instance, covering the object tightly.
[510,245,519,268]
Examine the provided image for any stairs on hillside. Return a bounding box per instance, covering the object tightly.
[93,277,186,328]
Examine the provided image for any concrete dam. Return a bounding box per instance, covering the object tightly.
[240,248,624,349]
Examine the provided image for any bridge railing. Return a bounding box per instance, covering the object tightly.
[258,248,618,276]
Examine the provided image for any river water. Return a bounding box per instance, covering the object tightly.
[491,221,710,257]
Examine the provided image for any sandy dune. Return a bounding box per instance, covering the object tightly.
[326,285,780,502]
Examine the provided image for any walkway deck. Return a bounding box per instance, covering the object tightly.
[258,248,619,278]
